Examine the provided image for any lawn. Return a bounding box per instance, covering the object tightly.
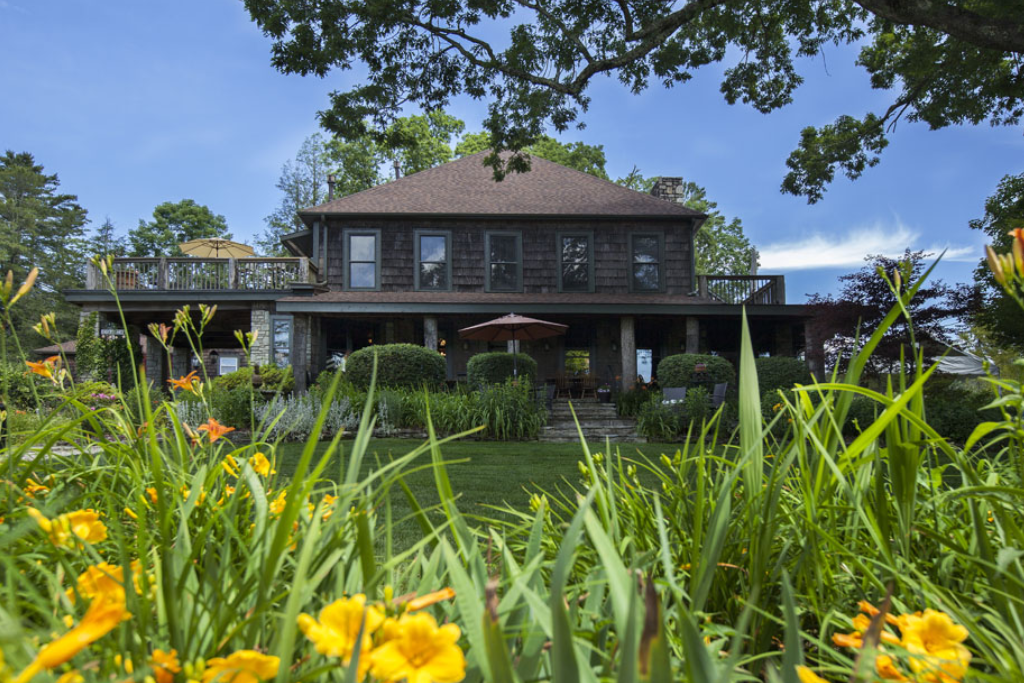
[276,437,683,550]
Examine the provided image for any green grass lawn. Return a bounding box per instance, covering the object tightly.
[276,437,683,551]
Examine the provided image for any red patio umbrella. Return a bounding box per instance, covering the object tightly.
[458,313,568,376]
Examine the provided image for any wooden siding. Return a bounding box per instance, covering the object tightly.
[325,217,694,295]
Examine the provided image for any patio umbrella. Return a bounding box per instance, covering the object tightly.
[458,313,568,376]
[179,237,255,258]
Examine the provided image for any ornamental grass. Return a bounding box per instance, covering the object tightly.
[1,250,1023,682]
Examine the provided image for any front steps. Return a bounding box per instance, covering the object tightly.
[540,399,641,443]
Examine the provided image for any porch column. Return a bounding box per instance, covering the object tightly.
[805,321,825,379]
[506,340,520,354]
[250,303,272,366]
[685,317,700,354]
[424,316,438,351]
[143,335,165,385]
[292,314,310,393]
[385,321,396,344]
[620,316,636,391]
[774,324,794,356]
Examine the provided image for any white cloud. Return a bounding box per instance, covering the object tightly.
[758,221,977,271]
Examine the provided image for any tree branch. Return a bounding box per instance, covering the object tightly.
[852,0,1024,54]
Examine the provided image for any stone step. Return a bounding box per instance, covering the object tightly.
[540,428,639,439]
[548,417,634,428]
[539,433,644,443]
[549,407,622,417]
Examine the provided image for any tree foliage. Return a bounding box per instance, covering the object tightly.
[457,132,609,178]
[244,0,1024,201]
[127,199,231,257]
[0,150,89,347]
[808,250,967,375]
[968,172,1024,353]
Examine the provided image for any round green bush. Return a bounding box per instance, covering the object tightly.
[754,356,812,395]
[657,354,735,389]
[345,344,446,389]
[466,352,537,386]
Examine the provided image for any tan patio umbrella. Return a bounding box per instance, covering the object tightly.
[458,313,568,376]
[179,237,255,258]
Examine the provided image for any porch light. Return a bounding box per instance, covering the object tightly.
[611,341,618,352]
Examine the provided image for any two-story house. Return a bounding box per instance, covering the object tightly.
[67,152,816,391]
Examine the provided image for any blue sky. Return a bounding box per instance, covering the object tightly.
[2,0,1021,301]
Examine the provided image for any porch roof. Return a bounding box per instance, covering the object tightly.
[276,291,811,317]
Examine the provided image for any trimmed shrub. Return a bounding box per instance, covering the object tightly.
[466,352,537,386]
[345,344,446,389]
[754,356,812,395]
[212,387,252,430]
[213,364,294,394]
[657,354,735,389]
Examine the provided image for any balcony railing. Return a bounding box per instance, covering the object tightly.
[84,257,317,291]
[699,275,786,305]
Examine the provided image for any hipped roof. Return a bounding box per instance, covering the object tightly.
[300,152,705,219]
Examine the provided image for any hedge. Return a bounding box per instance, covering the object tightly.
[345,344,446,389]
[657,354,735,389]
[467,352,537,386]
[754,356,812,395]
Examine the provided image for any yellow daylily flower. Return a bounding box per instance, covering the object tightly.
[27,508,107,547]
[405,588,456,613]
[899,610,971,683]
[369,612,466,683]
[54,671,83,683]
[250,453,274,477]
[268,491,287,516]
[201,651,279,683]
[298,595,384,675]
[796,666,829,683]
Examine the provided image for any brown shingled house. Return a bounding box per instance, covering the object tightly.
[67,152,815,391]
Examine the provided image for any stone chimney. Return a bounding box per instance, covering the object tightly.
[650,177,686,204]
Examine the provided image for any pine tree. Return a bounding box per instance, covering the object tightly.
[0,150,89,347]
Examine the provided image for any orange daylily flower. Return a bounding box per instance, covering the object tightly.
[151,649,181,683]
[167,371,200,394]
[197,418,235,444]
[13,592,129,683]
[25,357,58,381]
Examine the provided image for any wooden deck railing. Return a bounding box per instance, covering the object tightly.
[698,275,785,305]
[85,257,317,291]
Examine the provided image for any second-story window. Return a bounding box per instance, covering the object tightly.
[344,229,380,290]
[486,232,522,292]
[631,233,663,292]
[415,230,451,291]
[558,231,594,292]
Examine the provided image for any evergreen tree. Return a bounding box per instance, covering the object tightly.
[90,217,124,258]
[0,150,89,346]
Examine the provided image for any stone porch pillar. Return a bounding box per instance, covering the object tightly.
[250,303,272,366]
[292,314,310,393]
[804,321,825,379]
[424,316,438,351]
[685,317,700,354]
[620,316,636,391]
[143,336,165,385]
[506,340,520,354]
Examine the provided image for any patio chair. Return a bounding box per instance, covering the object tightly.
[578,374,596,400]
[555,373,572,399]
[712,382,728,408]
[662,387,687,403]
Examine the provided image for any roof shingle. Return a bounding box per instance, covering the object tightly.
[301,152,704,218]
